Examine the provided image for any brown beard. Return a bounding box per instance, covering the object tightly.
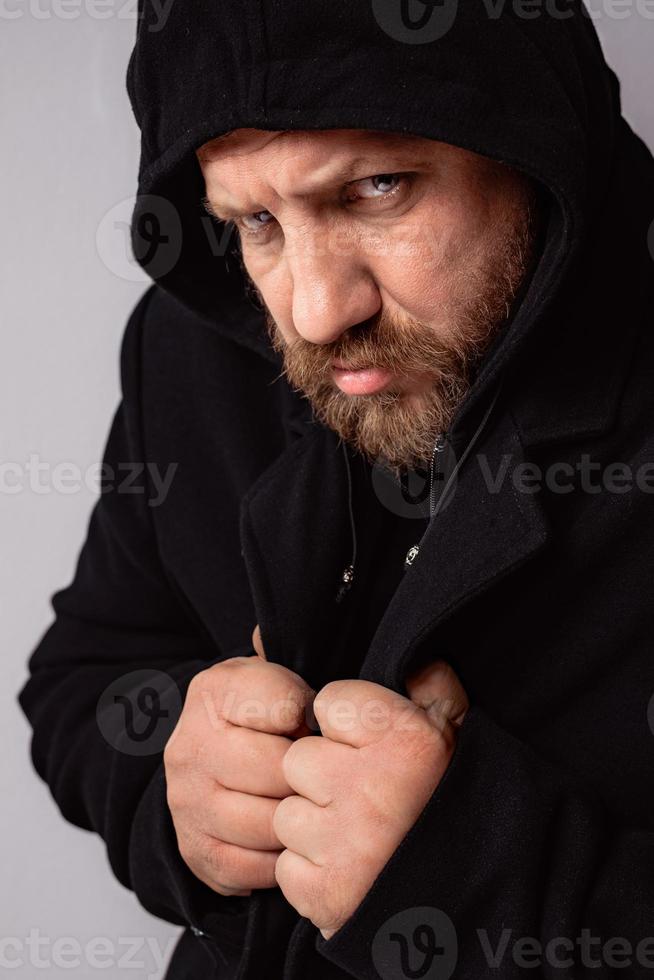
[256,193,538,476]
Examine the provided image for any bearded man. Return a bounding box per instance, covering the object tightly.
[18,2,654,979]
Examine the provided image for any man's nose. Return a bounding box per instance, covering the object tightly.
[288,238,381,345]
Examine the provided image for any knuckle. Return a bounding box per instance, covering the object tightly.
[214,883,250,898]
[165,778,187,816]
[268,800,282,848]
[189,660,236,702]
[273,849,290,891]
[183,735,210,773]
[167,730,214,778]
[204,839,252,891]
[281,740,299,785]
[204,837,232,880]
[177,829,202,873]
[222,655,252,667]
[163,736,181,771]
[163,722,186,770]
[304,867,335,924]
[271,799,285,842]
[319,865,346,925]
[397,725,446,764]
[272,795,301,842]
[177,829,254,896]
[316,679,344,698]
[186,669,210,699]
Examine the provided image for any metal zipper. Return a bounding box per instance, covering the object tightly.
[429,432,447,517]
[404,431,446,571]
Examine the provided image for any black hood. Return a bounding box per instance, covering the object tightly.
[126,0,654,437]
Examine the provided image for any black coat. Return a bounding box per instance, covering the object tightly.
[17,1,654,977]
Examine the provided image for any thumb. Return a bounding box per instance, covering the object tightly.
[405,659,469,730]
[252,623,266,660]
[251,622,315,739]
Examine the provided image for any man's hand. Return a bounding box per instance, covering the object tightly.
[273,664,469,939]
[163,636,315,897]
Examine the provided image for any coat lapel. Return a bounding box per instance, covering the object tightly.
[359,408,550,694]
[240,403,551,697]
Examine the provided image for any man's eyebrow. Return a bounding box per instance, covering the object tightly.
[200,153,431,220]
[201,194,237,221]
[317,154,431,186]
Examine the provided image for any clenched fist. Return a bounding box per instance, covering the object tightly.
[273,664,469,939]
[163,639,315,897]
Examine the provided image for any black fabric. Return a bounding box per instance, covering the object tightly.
[16,2,654,978]
[320,451,431,688]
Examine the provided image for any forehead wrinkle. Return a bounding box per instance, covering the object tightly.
[204,146,434,218]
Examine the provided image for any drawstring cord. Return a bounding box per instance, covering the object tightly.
[335,377,505,600]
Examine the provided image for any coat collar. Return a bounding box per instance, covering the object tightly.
[364,405,551,693]
[239,407,549,695]
[239,276,639,695]
[508,284,641,449]
[506,159,647,450]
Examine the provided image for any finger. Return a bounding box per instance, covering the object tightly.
[313,679,409,748]
[252,623,266,659]
[214,725,296,797]
[199,656,315,735]
[281,735,353,806]
[405,660,469,728]
[248,624,315,739]
[274,848,321,919]
[199,838,281,893]
[204,783,283,850]
[273,795,329,864]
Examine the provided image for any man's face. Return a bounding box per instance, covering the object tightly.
[196,129,539,473]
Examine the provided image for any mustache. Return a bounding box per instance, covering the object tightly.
[264,307,481,388]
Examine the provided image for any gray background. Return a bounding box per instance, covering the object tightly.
[2,7,653,978]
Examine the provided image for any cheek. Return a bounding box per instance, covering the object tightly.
[370,217,465,324]
[381,191,504,324]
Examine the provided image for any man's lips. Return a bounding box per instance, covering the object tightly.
[331,361,394,395]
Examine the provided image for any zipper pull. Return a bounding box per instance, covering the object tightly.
[404,545,420,571]
[336,441,357,603]
[335,564,355,603]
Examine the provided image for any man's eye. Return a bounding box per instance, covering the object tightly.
[240,210,275,232]
[346,173,404,201]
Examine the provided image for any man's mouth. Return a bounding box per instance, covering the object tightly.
[331,360,394,395]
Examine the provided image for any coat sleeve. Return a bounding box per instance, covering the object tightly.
[314,702,654,979]
[16,286,251,969]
